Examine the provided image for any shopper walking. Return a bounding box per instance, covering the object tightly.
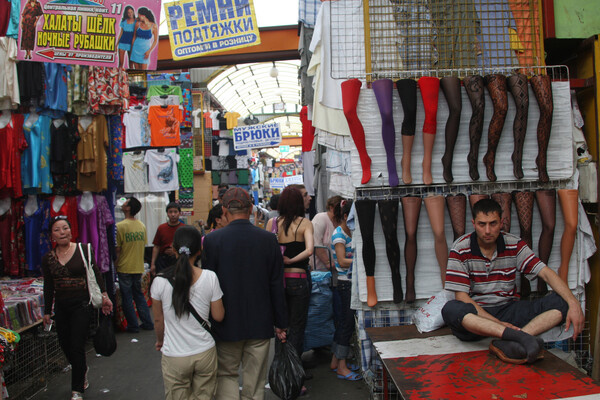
[203,188,288,400]
[329,199,361,381]
[266,187,314,362]
[151,202,185,276]
[116,197,154,333]
[42,216,113,400]
[152,226,224,400]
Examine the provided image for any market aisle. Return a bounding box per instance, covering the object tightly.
[33,325,368,399]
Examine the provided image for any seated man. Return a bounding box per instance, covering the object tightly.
[442,198,584,364]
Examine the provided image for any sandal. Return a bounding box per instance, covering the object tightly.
[337,371,362,381]
[331,363,360,373]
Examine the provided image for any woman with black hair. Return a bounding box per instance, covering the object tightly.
[130,7,158,69]
[116,5,136,68]
[266,186,313,392]
[151,226,224,399]
[42,216,113,400]
[205,204,226,232]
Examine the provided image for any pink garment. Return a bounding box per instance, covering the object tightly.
[77,194,114,273]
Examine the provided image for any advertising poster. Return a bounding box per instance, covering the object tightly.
[17,0,161,69]
[164,0,261,60]
[233,123,281,151]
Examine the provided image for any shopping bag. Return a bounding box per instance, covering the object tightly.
[268,338,305,400]
[94,314,117,357]
[411,290,454,333]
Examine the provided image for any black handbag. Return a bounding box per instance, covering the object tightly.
[94,314,117,357]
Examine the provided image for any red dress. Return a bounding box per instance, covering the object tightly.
[20,0,42,51]
[0,114,27,198]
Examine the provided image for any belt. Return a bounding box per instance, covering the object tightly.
[284,272,307,279]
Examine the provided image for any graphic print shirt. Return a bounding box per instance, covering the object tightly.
[144,149,179,192]
[148,105,182,147]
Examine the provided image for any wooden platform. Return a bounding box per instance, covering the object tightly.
[366,326,600,400]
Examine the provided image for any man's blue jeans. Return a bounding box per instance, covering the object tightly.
[118,273,153,331]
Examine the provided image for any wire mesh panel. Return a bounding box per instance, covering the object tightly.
[331,0,545,80]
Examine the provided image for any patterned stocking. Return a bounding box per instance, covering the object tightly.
[463,75,485,180]
[513,191,534,299]
[342,79,371,184]
[378,199,403,303]
[507,74,529,179]
[440,77,462,183]
[530,74,553,183]
[483,74,508,182]
[446,194,467,241]
[491,192,512,232]
[373,79,399,187]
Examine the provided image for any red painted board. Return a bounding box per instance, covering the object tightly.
[383,350,600,400]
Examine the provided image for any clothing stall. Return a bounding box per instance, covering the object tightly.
[298,0,598,396]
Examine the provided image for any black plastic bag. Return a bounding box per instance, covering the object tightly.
[268,338,305,400]
[94,314,117,357]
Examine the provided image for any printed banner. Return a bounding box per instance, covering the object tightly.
[269,177,284,190]
[233,123,281,151]
[269,175,303,190]
[164,0,261,60]
[17,0,161,69]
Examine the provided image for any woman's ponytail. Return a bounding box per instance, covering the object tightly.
[171,226,202,318]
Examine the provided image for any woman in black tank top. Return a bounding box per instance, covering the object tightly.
[267,186,314,390]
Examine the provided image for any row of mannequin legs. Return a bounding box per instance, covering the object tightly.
[342,74,553,186]
[355,189,578,307]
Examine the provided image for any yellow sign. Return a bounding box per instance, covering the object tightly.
[164,0,261,60]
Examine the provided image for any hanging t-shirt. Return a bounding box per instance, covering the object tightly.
[191,109,202,129]
[42,63,69,116]
[203,111,212,129]
[147,86,183,103]
[148,106,182,147]
[123,107,151,148]
[178,148,193,188]
[210,110,220,129]
[217,112,227,130]
[225,112,241,129]
[144,149,180,192]
[148,96,181,106]
[217,140,231,156]
[122,152,149,193]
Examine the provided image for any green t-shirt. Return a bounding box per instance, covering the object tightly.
[116,219,147,274]
[147,85,184,103]
[178,148,194,188]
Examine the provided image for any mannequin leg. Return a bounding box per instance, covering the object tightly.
[483,74,508,182]
[355,199,378,307]
[507,74,529,180]
[440,76,462,183]
[424,195,449,283]
[401,135,415,184]
[401,196,421,303]
[557,189,578,284]
[373,79,399,187]
[535,189,556,294]
[530,75,553,183]
[469,194,489,218]
[513,191,535,299]
[491,192,512,233]
[419,77,440,185]
[378,199,403,303]
[463,75,485,181]
[422,133,435,185]
[342,79,371,184]
[396,79,417,184]
[446,193,466,241]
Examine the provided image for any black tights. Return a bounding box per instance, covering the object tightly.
[513,191,535,299]
[401,196,421,303]
[507,74,529,179]
[463,75,485,181]
[378,199,403,303]
[440,76,462,183]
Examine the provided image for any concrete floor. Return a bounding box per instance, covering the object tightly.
[32,325,369,399]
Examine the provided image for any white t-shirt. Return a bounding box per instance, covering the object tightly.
[144,150,180,192]
[210,111,220,130]
[192,109,202,129]
[151,270,223,357]
[217,140,231,156]
[148,95,181,106]
[122,152,149,193]
[123,107,151,148]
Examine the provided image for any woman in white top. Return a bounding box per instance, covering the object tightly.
[151,226,225,400]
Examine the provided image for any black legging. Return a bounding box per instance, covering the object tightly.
[378,199,403,303]
[396,79,417,136]
[55,297,91,393]
[440,76,462,183]
[355,199,376,277]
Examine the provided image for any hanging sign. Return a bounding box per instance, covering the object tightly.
[233,123,282,150]
[164,0,261,60]
[269,177,285,190]
[17,0,162,68]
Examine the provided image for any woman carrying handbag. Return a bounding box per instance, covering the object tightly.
[42,216,113,400]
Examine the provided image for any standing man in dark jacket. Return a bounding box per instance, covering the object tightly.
[203,187,288,400]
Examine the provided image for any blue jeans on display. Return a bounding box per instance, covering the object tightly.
[332,280,355,360]
[118,272,153,331]
[285,277,311,358]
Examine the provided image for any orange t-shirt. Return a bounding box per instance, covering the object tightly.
[148,105,182,147]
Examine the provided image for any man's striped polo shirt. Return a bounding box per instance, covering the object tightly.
[445,231,546,307]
